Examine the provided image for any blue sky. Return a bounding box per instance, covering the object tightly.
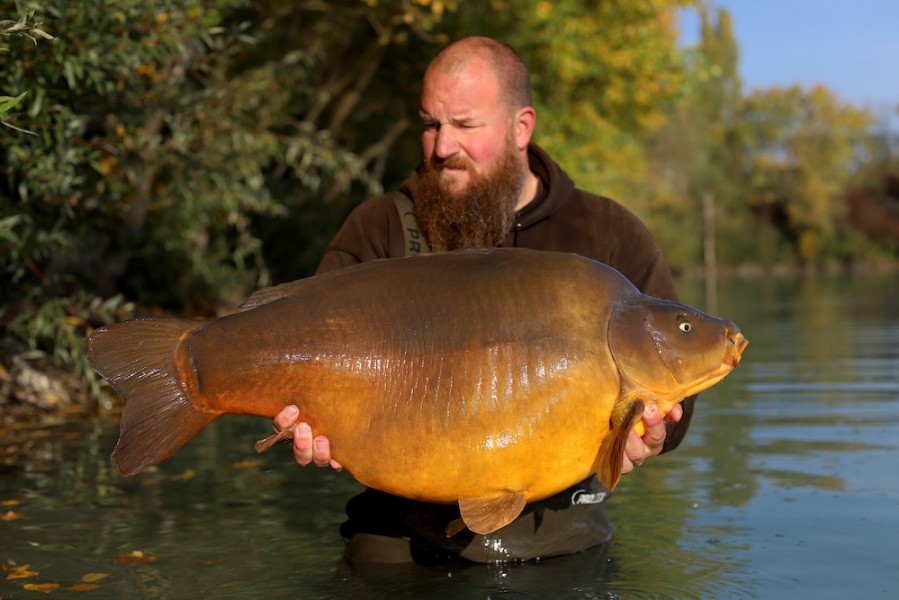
[681,0,899,112]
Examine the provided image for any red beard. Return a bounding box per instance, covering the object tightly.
[415,141,525,252]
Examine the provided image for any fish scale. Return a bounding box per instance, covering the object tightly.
[88,247,747,535]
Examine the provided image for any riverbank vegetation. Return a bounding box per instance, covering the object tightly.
[2,1,898,424]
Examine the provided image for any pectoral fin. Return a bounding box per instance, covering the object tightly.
[450,491,527,536]
[593,399,645,491]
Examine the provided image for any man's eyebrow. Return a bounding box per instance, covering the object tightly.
[419,112,478,124]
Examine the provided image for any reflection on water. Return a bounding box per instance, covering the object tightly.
[666,271,899,598]
[2,272,898,598]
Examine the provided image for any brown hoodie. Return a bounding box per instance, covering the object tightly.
[319,144,695,562]
[319,145,676,294]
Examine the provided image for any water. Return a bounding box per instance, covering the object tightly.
[2,272,898,598]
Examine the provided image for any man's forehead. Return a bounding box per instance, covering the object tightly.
[426,56,495,87]
[421,66,501,117]
[418,99,492,122]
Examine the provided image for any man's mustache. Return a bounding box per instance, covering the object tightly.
[425,156,472,172]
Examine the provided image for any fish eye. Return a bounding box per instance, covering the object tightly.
[677,315,692,333]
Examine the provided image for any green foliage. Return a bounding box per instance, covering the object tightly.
[5,291,135,400]
[0,91,33,134]
[737,84,878,261]
[640,4,747,269]
[1,9,53,135]
[1,0,395,400]
[646,5,894,270]
[530,0,696,218]
[445,0,696,205]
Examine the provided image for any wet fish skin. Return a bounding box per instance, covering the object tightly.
[88,248,747,534]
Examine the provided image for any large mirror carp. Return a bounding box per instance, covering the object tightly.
[88,248,747,535]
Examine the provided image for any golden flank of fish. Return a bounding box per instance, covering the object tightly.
[88,248,747,535]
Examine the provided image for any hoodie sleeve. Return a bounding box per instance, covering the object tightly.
[315,195,406,274]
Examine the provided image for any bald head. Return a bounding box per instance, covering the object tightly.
[427,37,532,110]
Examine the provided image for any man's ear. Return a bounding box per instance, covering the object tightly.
[515,106,537,149]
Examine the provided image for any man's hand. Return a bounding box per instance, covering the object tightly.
[620,402,683,475]
[272,401,682,475]
[273,405,342,470]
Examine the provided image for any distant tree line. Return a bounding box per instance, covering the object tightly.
[1,0,897,406]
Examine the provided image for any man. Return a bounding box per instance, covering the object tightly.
[272,36,692,563]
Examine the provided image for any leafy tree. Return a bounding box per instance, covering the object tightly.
[0,0,438,407]
[737,85,877,263]
[647,6,892,270]
[1,9,52,134]
[235,0,454,283]
[837,112,899,260]
[460,0,697,213]
[643,4,745,270]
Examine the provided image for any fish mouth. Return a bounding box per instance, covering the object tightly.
[723,331,749,368]
[676,331,748,398]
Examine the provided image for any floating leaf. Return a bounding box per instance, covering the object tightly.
[232,460,260,469]
[64,583,100,592]
[81,572,109,583]
[6,564,38,580]
[7,569,40,580]
[115,550,157,565]
[170,469,196,481]
[1,510,24,520]
[23,582,61,593]
[1,499,21,506]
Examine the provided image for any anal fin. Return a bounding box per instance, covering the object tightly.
[452,491,527,536]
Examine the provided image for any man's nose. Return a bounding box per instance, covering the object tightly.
[434,125,460,158]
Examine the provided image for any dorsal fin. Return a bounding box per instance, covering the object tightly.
[451,491,527,536]
[238,279,311,310]
[593,399,645,491]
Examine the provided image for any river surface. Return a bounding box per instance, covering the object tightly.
[2,271,898,598]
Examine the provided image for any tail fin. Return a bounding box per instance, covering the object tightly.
[87,317,220,475]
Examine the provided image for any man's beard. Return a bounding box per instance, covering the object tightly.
[415,140,525,252]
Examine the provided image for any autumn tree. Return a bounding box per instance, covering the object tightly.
[643,4,744,270]
[737,85,878,263]
[484,0,696,213]
[0,0,448,405]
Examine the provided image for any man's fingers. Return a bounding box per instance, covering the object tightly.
[621,429,642,473]
[634,404,665,454]
[665,402,684,423]
[293,426,340,469]
[312,435,332,467]
[293,422,314,466]
[274,404,300,430]
[621,403,673,474]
